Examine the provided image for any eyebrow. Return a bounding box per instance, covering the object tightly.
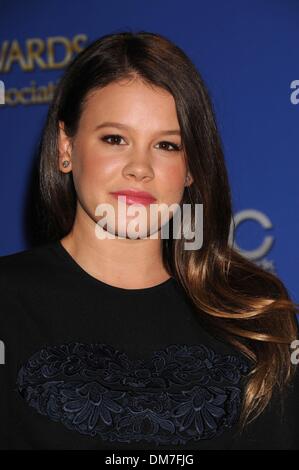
[93,121,181,136]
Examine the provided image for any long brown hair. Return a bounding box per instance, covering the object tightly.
[38,30,299,430]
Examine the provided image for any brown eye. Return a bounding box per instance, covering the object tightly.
[157,141,182,152]
[101,134,126,145]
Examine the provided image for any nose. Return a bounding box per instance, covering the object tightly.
[123,147,155,181]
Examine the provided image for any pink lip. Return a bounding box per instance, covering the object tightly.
[110,190,157,206]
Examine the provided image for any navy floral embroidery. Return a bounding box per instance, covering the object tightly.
[16,343,251,445]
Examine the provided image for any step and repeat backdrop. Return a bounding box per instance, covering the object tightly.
[0,0,298,304]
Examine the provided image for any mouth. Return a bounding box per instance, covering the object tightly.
[110,190,157,206]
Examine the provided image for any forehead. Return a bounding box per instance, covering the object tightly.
[79,79,180,132]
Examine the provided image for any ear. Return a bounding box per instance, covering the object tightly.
[58,121,72,173]
[185,173,194,187]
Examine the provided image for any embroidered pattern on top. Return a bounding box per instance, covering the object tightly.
[16,342,250,445]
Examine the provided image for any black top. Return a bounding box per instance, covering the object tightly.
[0,240,298,450]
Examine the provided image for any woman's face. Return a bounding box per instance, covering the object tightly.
[58,77,193,239]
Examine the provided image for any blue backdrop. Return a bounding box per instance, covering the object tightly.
[0,0,298,305]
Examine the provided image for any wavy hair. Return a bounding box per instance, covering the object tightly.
[37,30,299,431]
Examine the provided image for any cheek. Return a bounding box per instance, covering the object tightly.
[159,164,185,196]
[156,153,187,204]
[73,143,118,186]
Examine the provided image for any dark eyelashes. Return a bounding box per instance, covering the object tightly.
[100,135,125,146]
[159,141,182,152]
[100,134,182,152]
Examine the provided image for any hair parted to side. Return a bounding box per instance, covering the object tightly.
[38,29,299,432]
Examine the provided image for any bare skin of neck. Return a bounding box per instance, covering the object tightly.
[60,204,171,290]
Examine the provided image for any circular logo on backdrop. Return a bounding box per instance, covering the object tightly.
[229,209,276,274]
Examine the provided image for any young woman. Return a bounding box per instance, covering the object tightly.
[0,30,298,450]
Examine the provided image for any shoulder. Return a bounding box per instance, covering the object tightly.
[0,242,52,267]
[0,242,60,334]
[0,242,57,293]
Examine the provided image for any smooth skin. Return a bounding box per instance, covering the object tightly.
[58,76,193,289]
